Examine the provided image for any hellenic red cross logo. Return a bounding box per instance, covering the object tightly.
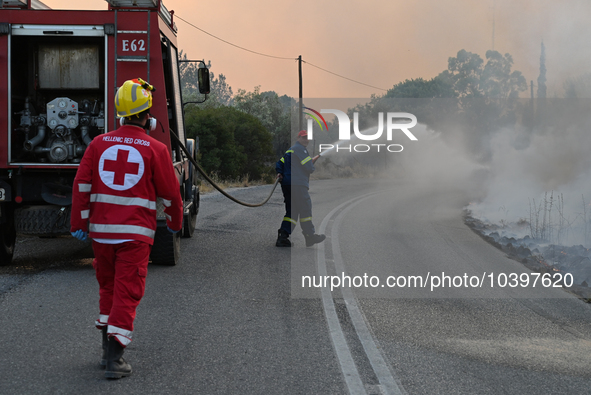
[98,145,145,191]
[103,149,140,185]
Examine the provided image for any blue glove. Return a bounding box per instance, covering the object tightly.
[167,226,180,234]
[71,230,88,241]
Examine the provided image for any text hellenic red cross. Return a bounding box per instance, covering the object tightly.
[103,149,139,185]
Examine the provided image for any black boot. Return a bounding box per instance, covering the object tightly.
[105,337,132,379]
[100,326,108,369]
[275,229,292,247]
[303,233,326,247]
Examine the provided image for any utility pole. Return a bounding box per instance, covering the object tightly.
[529,80,535,130]
[491,0,496,50]
[298,55,303,133]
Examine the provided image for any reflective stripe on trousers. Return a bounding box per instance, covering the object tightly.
[280,184,315,235]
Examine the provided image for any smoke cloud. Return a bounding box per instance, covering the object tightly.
[396,99,591,247]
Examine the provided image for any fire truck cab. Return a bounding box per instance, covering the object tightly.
[0,0,206,266]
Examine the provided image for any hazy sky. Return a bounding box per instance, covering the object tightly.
[43,0,591,99]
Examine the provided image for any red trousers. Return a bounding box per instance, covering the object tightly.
[92,240,151,347]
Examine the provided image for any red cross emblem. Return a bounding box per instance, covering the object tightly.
[103,149,140,185]
[99,145,144,191]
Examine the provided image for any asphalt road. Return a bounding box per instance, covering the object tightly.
[1,177,590,394]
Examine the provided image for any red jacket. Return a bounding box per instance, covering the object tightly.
[71,125,183,244]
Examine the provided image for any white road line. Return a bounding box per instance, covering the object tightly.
[318,197,367,395]
[317,191,405,395]
[332,195,406,395]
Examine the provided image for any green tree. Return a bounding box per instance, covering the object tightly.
[447,50,526,161]
[185,106,273,179]
[375,75,458,132]
[385,76,456,99]
[345,49,527,163]
[444,49,526,100]
[564,73,591,98]
[480,50,527,100]
[179,53,233,108]
[447,49,484,98]
[233,86,292,157]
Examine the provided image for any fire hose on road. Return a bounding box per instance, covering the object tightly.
[170,128,280,208]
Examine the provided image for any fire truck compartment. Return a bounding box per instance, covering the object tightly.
[9,26,107,165]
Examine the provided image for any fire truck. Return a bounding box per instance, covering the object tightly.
[0,0,208,266]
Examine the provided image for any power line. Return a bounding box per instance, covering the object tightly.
[175,15,389,93]
[303,61,389,92]
[175,15,296,61]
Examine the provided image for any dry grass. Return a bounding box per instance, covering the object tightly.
[198,158,387,195]
[198,173,272,194]
[311,158,383,180]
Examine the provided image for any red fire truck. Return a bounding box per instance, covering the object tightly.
[0,0,207,266]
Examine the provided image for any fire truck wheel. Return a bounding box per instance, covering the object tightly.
[0,212,16,266]
[14,206,71,235]
[150,225,181,266]
[182,186,199,239]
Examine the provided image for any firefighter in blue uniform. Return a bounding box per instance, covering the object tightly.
[275,130,326,247]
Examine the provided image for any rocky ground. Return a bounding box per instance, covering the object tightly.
[465,212,591,302]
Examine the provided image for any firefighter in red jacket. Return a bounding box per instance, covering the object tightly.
[70,78,183,379]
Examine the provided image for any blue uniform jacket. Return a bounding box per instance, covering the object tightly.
[276,142,315,188]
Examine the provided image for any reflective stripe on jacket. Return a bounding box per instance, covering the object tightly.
[70,125,183,245]
[276,141,315,188]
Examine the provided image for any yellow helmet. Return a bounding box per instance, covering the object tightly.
[115,78,155,118]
